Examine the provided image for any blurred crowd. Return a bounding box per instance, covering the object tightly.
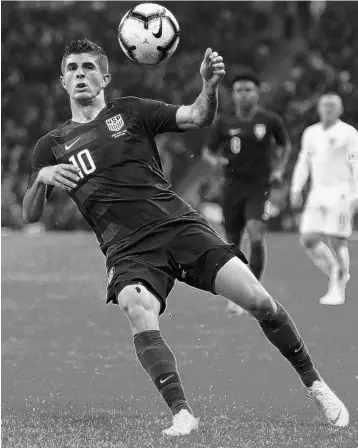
[2,1,358,231]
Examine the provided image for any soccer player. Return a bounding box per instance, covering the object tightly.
[291,93,358,305]
[202,73,291,315]
[23,40,349,436]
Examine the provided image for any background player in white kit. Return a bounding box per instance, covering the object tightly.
[290,93,358,305]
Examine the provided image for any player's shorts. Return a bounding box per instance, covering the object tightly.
[300,189,354,238]
[105,213,247,314]
[222,182,270,236]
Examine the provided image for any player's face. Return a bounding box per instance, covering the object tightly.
[318,97,342,123]
[232,81,259,108]
[61,53,109,102]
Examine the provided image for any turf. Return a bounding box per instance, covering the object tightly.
[2,232,358,448]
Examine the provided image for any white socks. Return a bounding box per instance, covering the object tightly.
[336,245,350,277]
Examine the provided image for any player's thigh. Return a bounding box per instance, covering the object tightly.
[214,255,276,316]
[116,283,162,334]
[299,206,327,238]
[329,235,348,253]
[106,257,175,317]
[299,231,323,249]
[169,216,248,293]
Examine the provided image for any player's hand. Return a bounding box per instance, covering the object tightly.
[200,48,225,88]
[38,164,81,192]
[290,190,303,210]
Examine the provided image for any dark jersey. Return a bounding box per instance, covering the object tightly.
[27,97,194,252]
[206,108,289,185]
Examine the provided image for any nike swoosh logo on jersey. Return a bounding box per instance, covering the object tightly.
[152,14,163,38]
[65,137,81,151]
[160,374,174,384]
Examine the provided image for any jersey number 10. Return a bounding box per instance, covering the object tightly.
[69,149,96,179]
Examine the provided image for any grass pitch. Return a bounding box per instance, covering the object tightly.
[2,232,358,447]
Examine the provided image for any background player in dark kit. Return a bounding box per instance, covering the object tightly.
[203,73,291,283]
[23,40,348,436]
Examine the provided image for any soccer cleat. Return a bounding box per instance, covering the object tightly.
[162,409,199,437]
[319,273,350,305]
[306,380,349,427]
[319,289,345,306]
[225,300,247,316]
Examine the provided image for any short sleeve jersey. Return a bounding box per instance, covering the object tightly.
[27,97,194,252]
[299,120,358,191]
[206,108,289,185]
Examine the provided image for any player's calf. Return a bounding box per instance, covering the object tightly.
[215,257,321,387]
[116,284,193,419]
[300,232,337,278]
[329,237,349,276]
[300,232,321,249]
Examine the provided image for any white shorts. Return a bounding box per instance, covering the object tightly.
[300,189,353,238]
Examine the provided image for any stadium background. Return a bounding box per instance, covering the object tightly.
[2,3,358,447]
[2,0,358,233]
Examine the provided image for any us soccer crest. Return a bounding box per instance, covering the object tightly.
[254,124,266,139]
[106,114,124,132]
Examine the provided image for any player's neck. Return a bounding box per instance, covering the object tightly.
[321,119,340,130]
[70,97,107,124]
[235,105,258,121]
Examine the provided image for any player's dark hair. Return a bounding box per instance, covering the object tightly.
[232,73,260,87]
[61,39,109,74]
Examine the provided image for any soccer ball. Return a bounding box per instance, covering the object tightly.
[118,3,180,65]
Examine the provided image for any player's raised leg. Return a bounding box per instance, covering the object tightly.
[300,231,339,302]
[116,283,198,436]
[214,256,349,427]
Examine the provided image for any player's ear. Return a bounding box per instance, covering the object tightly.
[103,73,111,88]
[60,76,66,90]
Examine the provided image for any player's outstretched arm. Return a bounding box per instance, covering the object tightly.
[290,132,311,209]
[176,48,225,130]
[22,164,80,223]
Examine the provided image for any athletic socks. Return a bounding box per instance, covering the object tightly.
[306,242,337,277]
[134,330,192,416]
[336,245,350,278]
[257,301,321,387]
[250,240,267,281]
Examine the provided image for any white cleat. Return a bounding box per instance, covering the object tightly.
[319,272,350,305]
[225,301,247,316]
[319,289,345,306]
[306,380,349,427]
[162,409,199,437]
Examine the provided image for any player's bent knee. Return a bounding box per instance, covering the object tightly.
[117,284,160,319]
[330,236,347,252]
[247,292,277,319]
[300,233,321,249]
[246,220,266,242]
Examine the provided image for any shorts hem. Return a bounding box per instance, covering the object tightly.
[299,229,352,239]
[211,247,248,295]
